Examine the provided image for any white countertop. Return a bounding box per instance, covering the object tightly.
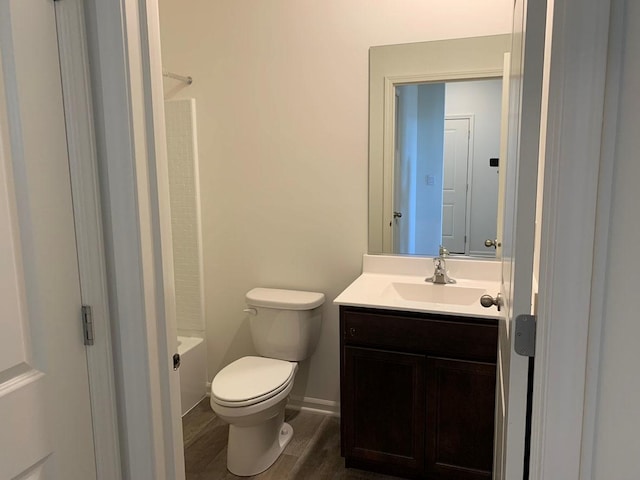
[334,255,502,319]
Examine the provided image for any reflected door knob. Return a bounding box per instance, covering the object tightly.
[485,238,502,249]
[480,293,503,311]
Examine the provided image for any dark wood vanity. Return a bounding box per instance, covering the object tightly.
[339,305,498,480]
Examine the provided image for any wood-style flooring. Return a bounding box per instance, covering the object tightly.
[183,399,404,480]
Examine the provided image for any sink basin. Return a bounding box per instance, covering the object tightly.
[384,282,486,305]
[333,256,502,317]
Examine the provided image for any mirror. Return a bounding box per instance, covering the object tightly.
[369,35,510,258]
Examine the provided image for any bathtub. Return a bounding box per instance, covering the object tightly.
[177,336,207,416]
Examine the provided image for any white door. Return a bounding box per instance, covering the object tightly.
[441,117,470,254]
[393,90,412,254]
[0,0,98,478]
[495,53,511,261]
[492,0,546,479]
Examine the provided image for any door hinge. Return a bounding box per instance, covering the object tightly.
[515,314,536,357]
[82,305,94,346]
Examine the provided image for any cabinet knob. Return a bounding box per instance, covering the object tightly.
[349,327,357,337]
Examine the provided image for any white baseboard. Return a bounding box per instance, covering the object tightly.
[287,395,340,417]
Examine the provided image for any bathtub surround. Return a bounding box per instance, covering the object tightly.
[178,336,207,416]
[165,98,205,337]
[158,0,512,410]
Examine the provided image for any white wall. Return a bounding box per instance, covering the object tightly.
[158,0,512,406]
[592,1,640,477]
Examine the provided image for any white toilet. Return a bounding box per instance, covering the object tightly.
[210,287,324,476]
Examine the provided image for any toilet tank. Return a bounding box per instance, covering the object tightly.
[245,288,324,361]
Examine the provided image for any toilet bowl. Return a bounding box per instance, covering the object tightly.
[210,288,324,476]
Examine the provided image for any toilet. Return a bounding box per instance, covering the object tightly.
[210,287,324,476]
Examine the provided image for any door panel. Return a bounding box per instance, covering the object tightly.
[494,0,546,478]
[393,90,414,254]
[426,357,496,480]
[0,152,49,480]
[0,0,97,478]
[343,346,426,476]
[442,117,470,254]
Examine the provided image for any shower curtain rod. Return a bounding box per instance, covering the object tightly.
[162,69,193,85]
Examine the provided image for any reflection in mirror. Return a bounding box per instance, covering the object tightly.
[393,79,502,256]
[368,35,510,258]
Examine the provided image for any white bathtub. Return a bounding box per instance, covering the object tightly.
[177,336,206,416]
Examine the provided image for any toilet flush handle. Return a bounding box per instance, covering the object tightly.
[243,308,257,316]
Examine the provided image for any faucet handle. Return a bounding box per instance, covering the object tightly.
[439,245,449,257]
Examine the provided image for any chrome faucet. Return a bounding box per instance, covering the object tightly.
[425,246,456,284]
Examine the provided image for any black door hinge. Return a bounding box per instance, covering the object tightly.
[82,305,94,346]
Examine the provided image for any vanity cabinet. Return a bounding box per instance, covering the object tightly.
[340,306,498,480]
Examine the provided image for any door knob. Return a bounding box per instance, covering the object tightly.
[393,211,403,219]
[484,238,502,249]
[480,293,503,311]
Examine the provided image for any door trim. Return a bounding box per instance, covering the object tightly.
[578,0,624,476]
[530,0,614,478]
[444,114,474,256]
[54,1,121,478]
[77,0,617,479]
[83,0,185,478]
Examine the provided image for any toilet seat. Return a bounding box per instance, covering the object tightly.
[212,356,296,407]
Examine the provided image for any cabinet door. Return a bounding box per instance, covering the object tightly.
[343,346,426,477]
[426,357,496,480]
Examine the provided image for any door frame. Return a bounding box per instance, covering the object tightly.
[81,0,185,478]
[80,1,617,480]
[529,0,616,478]
[53,0,121,478]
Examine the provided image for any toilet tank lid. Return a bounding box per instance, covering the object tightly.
[246,288,325,310]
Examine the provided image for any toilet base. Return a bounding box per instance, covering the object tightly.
[226,409,293,476]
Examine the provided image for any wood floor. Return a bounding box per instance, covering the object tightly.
[183,399,404,480]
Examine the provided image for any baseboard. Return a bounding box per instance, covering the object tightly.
[287,395,340,417]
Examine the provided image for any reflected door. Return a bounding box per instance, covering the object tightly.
[393,90,413,254]
[0,0,97,478]
[442,117,470,254]
[393,83,445,255]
